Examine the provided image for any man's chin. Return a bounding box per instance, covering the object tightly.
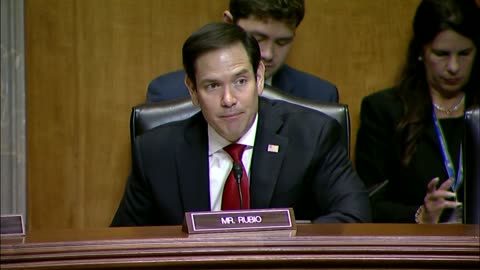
[264,70,275,81]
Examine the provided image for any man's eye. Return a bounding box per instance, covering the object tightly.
[276,39,292,46]
[206,83,220,90]
[253,35,266,42]
[235,78,247,86]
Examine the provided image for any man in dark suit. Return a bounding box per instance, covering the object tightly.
[146,0,338,103]
[111,22,369,226]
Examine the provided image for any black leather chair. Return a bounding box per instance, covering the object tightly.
[130,85,351,156]
[464,105,479,224]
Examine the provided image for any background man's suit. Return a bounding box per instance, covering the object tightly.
[146,65,339,102]
[111,97,370,226]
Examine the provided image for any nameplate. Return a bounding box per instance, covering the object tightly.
[1,214,25,236]
[182,208,296,234]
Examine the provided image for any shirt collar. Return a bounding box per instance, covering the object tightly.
[208,113,258,155]
[265,76,273,86]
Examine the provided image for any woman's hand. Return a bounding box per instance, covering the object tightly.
[418,177,462,224]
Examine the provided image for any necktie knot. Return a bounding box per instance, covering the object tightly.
[224,144,246,163]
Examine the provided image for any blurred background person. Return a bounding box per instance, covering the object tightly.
[147,0,338,103]
[355,0,479,223]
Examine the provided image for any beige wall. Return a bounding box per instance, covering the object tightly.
[25,0,420,230]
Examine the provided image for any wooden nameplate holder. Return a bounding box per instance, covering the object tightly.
[182,208,296,234]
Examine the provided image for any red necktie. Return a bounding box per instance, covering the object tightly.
[222,144,250,210]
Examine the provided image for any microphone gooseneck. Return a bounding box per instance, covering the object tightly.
[233,163,244,209]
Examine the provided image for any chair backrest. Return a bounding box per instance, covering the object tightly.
[131,85,351,156]
[464,105,480,224]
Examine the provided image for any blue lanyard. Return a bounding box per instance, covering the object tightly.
[431,110,463,191]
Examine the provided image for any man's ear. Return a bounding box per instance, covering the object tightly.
[256,61,265,96]
[223,10,234,24]
[185,76,199,106]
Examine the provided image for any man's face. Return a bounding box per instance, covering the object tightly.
[423,29,476,97]
[236,16,295,80]
[186,42,265,142]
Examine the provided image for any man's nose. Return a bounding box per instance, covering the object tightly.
[260,42,274,62]
[221,86,236,107]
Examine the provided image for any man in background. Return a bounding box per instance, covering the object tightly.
[147,0,338,103]
[111,22,369,226]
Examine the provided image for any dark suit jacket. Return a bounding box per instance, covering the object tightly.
[112,97,370,226]
[355,88,464,223]
[146,65,338,102]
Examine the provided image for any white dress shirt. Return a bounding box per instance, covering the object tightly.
[264,76,273,87]
[208,114,258,211]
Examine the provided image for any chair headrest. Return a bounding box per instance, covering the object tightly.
[131,85,350,156]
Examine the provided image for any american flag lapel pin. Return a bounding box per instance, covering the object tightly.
[267,144,279,153]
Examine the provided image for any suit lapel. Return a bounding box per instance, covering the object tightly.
[249,99,288,208]
[174,101,289,211]
[176,113,211,212]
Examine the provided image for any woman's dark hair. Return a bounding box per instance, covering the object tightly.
[395,0,479,166]
[182,22,261,88]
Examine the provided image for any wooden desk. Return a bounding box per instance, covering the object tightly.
[1,224,479,269]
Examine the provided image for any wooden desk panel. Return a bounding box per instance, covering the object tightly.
[1,224,479,269]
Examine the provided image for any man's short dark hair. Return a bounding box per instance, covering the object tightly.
[182,22,261,88]
[229,0,305,28]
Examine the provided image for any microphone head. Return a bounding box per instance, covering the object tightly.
[233,163,243,183]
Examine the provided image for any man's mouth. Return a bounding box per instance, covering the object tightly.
[221,112,242,119]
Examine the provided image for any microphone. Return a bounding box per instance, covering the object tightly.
[232,163,244,209]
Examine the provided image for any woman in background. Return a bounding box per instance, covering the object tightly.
[355,0,479,223]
